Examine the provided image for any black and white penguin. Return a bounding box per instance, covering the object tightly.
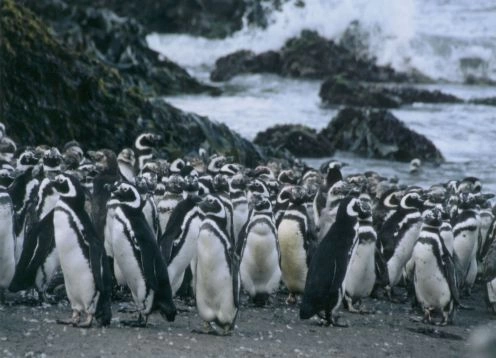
[313,163,343,227]
[134,132,162,172]
[157,174,185,235]
[452,192,480,294]
[229,173,249,245]
[379,191,424,293]
[482,237,496,314]
[278,185,316,304]
[160,175,204,295]
[206,155,227,176]
[117,148,136,183]
[237,194,280,306]
[0,171,15,303]
[134,175,160,239]
[343,196,377,313]
[51,174,112,327]
[247,178,270,203]
[107,182,176,326]
[411,208,458,325]
[274,185,293,229]
[212,174,235,244]
[317,180,349,241]
[195,194,240,335]
[300,197,367,326]
[8,173,60,302]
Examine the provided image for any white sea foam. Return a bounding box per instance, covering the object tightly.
[147,0,496,82]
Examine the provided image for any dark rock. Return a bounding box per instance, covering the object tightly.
[320,108,444,163]
[210,50,281,82]
[0,0,261,166]
[20,0,220,96]
[211,30,426,83]
[254,125,334,158]
[320,77,463,108]
[469,97,496,106]
[58,0,248,38]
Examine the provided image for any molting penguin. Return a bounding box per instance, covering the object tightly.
[157,174,184,235]
[238,194,280,306]
[379,191,424,294]
[411,208,458,325]
[51,174,112,327]
[452,192,480,294]
[300,197,366,326]
[195,194,239,335]
[0,171,15,303]
[278,185,316,304]
[160,175,204,296]
[108,182,176,326]
[343,197,376,313]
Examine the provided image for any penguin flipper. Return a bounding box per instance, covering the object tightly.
[9,210,55,292]
[235,221,248,259]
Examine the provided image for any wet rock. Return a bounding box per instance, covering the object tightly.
[320,108,444,163]
[319,77,462,108]
[469,97,496,106]
[1,0,261,166]
[20,0,220,96]
[254,125,334,158]
[211,30,424,83]
[210,50,281,82]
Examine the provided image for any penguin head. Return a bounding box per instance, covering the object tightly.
[229,173,246,191]
[180,165,198,178]
[458,192,477,210]
[276,185,292,206]
[319,159,345,174]
[264,177,280,200]
[165,174,185,194]
[207,155,227,175]
[459,176,481,194]
[278,169,298,186]
[110,182,142,209]
[356,198,372,220]
[220,163,241,177]
[400,191,424,210]
[42,147,62,178]
[301,169,321,187]
[154,183,166,197]
[304,182,319,201]
[254,165,274,179]
[0,168,15,189]
[51,173,82,199]
[183,175,199,193]
[135,132,162,150]
[199,194,225,218]
[89,149,118,176]
[289,185,307,205]
[117,148,136,167]
[252,194,272,212]
[170,158,186,175]
[15,148,39,173]
[212,174,229,193]
[247,179,269,198]
[422,207,443,227]
[134,175,156,195]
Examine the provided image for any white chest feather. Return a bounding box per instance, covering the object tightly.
[278,219,307,293]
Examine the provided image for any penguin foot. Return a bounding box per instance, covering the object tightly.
[285,293,297,305]
[118,303,137,313]
[458,303,474,310]
[57,311,80,326]
[330,317,349,328]
[192,322,217,335]
[77,314,93,328]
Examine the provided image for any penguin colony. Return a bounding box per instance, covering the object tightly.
[1,122,496,334]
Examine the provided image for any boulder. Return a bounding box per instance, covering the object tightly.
[320,108,444,163]
[254,125,334,158]
[20,0,220,96]
[211,30,423,83]
[1,0,261,166]
[469,97,496,106]
[319,77,463,108]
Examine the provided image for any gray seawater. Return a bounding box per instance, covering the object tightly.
[147,0,496,193]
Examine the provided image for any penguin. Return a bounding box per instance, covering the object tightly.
[482,237,496,314]
[452,192,480,294]
[0,171,15,303]
[8,173,60,302]
[206,155,227,176]
[133,132,161,172]
[134,175,160,239]
[157,174,184,235]
[117,148,136,183]
[160,175,204,295]
[278,185,316,304]
[274,185,293,229]
[229,173,249,245]
[343,196,377,313]
[379,191,424,294]
[313,163,343,227]
[277,169,298,186]
[107,182,176,326]
[247,178,270,203]
[237,194,280,306]
[411,208,458,325]
[212,174,235,244]
[194,194,240,335]
[477,196,494,264]
[51,174,112,327]
[317,180,349,241]
[300,197,368,326]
